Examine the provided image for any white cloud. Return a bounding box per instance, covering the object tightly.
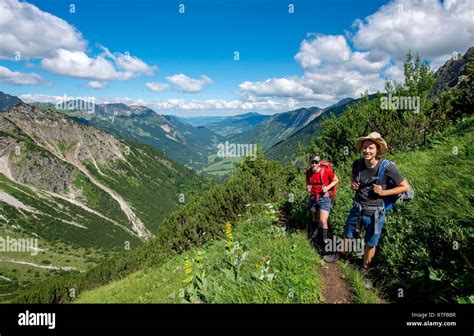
[240,0,474,108]
[294,34,351,69]
[0,0,86,60]
[87,81,107,89]
[239,77,317,99]
[41,48,156,81]
[41,49,116,80]
[147,98,282,111]
[241,33,389,106]
[18,93,291,114]
[146,82,169,92]
[303,70,384,98]
[384,64,405,83]
[0,0,157,83]
[165,73,212,93]
[19,94,64,103]
[352,0,474,62]
[0,65,45,85]
[101,48,156,77]
[345,51,389,73]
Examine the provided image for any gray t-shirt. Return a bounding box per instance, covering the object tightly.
[352,159,404,207]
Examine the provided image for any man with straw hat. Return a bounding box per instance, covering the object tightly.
[343,132,410,273]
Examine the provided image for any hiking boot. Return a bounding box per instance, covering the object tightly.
[312,238,323,253]
[342,252,358,264]
[323,253,338,263]
[310,229,320,247]
[363,277,373,289]
[359,265,373,289]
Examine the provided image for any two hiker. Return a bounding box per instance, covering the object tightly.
[306,132,410,270]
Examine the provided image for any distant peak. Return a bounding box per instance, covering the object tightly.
[333,97,354,107]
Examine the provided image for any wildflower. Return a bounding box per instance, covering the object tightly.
[195,251,204,262]
[225,222,233,249]
[184,258,192,274]
[182,258,193,284]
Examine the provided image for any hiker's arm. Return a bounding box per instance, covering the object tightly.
[323,175,339,192]
[350,175,359,191]
[306,175,312,192]
[374,180,409,196]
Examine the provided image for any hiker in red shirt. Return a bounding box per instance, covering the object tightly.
[306,155,339,255]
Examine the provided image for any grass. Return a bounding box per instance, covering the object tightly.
[83,141,205,233]
[338,261,385,303]
[201,155,242,176]
[75,204,326,303]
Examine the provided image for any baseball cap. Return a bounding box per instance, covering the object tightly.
[310,155,321,163]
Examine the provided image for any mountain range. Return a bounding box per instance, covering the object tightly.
[28,100,338,174]
[31,101,223,171]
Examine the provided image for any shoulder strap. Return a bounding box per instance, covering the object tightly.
[375,160,391,185]
[319,167,326,186]
[355,158,364,183]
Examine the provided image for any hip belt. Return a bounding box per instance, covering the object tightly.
[353,201,384,235]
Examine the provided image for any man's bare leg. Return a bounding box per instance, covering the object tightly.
[363,245,376,268]
[319,210,329,230]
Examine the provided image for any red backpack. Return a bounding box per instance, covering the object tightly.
[319,161,337,200]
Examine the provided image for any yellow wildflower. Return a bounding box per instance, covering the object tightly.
[225,222,234,249]
[225,222,233,241]
[184,258,192,274]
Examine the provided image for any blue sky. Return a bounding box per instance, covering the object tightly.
[1,0,473,116]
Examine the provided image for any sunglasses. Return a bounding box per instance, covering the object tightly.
[311,161,319,165]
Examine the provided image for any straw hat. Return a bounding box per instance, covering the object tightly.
[355,132,389,155]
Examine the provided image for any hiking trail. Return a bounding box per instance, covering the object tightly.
[277,201,352,304]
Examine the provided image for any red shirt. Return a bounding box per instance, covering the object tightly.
[306,166,335,198]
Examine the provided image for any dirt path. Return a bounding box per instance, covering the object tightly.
[278,201,352,304]
[0,257,83,272]
[319,262,352,303]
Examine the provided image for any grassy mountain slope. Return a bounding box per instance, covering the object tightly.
[266,96,379,165]
[206,112,270,137]
[75,203,382,304]
[75,204,326,303]
[0,103,205,297]
[230,107,321,150]
[177,116,227,127]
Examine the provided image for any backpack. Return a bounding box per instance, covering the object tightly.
[318,160,338,201]
[356,158,414,211]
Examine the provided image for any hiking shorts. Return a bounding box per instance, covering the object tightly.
[309,196,331,213]
[344,207,386,247]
